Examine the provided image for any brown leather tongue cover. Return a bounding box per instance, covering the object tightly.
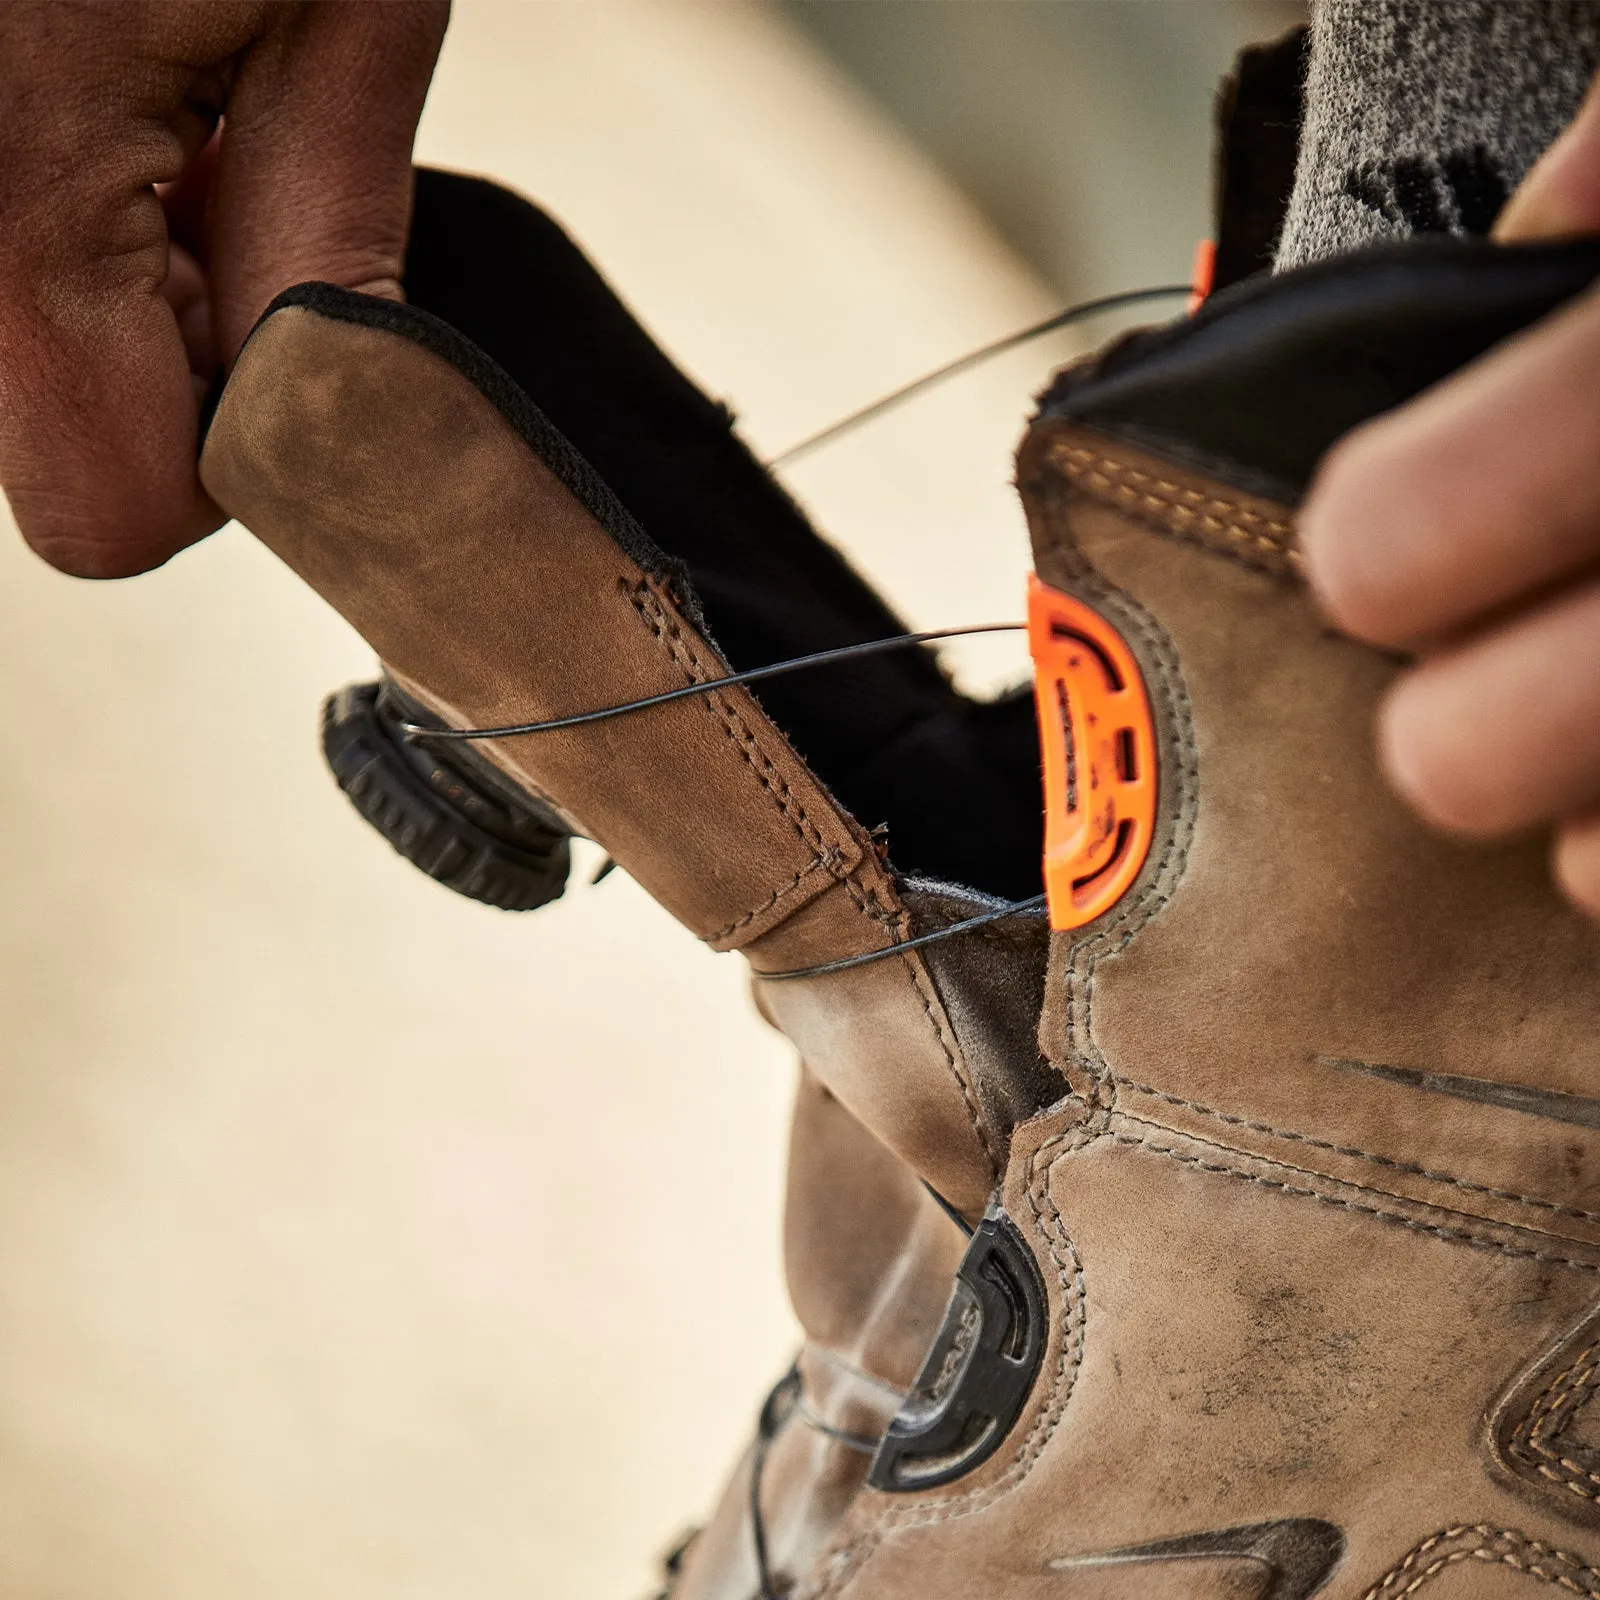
[199,291,1000,1217]
[200,295,894,962]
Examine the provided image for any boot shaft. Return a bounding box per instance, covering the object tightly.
[200,171,1600,1599]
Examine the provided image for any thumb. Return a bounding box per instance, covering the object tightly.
[208,1,449,364]
[1495,70,1600,241]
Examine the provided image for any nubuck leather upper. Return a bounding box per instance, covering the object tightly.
[199,152,1600,1597]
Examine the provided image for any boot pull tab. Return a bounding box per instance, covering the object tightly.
[1027,576,1157,931]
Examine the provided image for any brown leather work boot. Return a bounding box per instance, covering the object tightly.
[200,162,1600,1598]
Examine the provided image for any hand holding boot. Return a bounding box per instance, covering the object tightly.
[0,1,447,579]
[1303,72,1600,918]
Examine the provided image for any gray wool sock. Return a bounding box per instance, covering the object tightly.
[1276,0,1600,270]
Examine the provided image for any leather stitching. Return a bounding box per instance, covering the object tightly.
[631,583,840,864]
[1107,1120,1600,1273]
[804,458,1214,1596]
[806,441,1595,1596]
[1032,468,1201,1115]
[1508,1337,1600,1503]
[627,581,867,936]
[1117,1076,1600,1228]
[705,863,827,945]
[903,953,1000,1185]
[1070,611,1196,1109]
[800,1115,1096,1600]
[628,582,997,1189]
[1361,1525,1600,1598]
[807,1102,1600,1598]
[1045,436,1303,579]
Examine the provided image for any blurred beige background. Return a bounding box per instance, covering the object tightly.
[0,4,1294,1597]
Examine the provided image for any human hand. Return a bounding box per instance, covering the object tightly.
[1300,75,1600,916]
[0,1,448,578]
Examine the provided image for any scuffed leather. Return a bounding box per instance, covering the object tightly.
[798,379,1600,1598]
[199,292,1046,1592]
[200,208,1600,1600]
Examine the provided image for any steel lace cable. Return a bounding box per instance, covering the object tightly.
[764,283,1189,469]
[395,287,1194,968]
[396,624,1024,743]
[750,1366,803,1600]
[397,625,1050,973]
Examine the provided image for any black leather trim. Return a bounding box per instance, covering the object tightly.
[1039,234,1600,506]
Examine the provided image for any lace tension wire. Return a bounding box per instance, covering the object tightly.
[748,1363,885,1599]
[750,1365,803,1600]
[753,893,1048,983]
[397,622,1025,742]
[766,282,1191,469]
[398,623,1048,972]
[395,287,1159,973]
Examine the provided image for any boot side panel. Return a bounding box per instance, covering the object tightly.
[1017,420,1600,1237]
[798,407,1600,1595]
[800,1107,1600,1599]
[671,1073,968,1600]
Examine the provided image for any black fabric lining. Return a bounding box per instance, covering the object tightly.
[248,168,1046,900]
[1210,24,1308,292]
[398,168,1044,899]
[1040,232,1600,506]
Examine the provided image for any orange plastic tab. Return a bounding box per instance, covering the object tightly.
[1027,576,1157,931]
[1188,236,1216,314]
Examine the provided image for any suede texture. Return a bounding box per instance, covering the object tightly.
[1018,422,1600,1226]
[195,282,1071,1596]
[801,1110,1600,1598]
[903,887,1061,1144]
[197,178,1600,1597]
[199,301,1022,1227]
[793,420,1600,1599]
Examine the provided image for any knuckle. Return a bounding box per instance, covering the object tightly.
[1553,825,1600,918]
[1377,673,1506,835]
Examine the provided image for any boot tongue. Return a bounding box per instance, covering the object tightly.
[200,280,1011,1222]
[201,285,888,963]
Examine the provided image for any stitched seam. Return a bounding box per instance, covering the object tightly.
[629,583,841,866]
[806,454,1196,1596]
[1117,1076,1600,1226]
[1045,437,1302,577]
[902,952,999,1184]
[1363,1526,1600,1599]
[1510,1338,1600,1500]
[706,861,825,944]
[800,1117,1098,1600]
[1116,1109,1600,1253]
[1106,1126,1600,1273]
[629,583,907,943]
[628,585,995,1207]
[804,1122,1100,1576]
[1036,474,1201,1114]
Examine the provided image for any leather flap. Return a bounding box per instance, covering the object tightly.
[200,293,885,954]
